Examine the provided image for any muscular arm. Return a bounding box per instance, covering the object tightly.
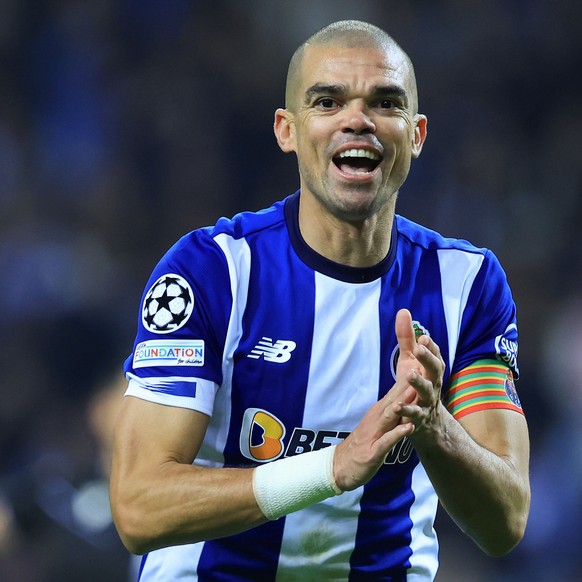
[411,404,529,556]
[110,397,267,554]
[394,310,530,556]
[111,384,414,555]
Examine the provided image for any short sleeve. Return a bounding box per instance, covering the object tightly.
[452,250,519,378]
[123,229,232,416]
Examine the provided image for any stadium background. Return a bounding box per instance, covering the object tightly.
[0,1,580,580]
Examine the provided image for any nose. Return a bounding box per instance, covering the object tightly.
[341,101,376,134]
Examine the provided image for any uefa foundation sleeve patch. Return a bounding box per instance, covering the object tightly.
[445,359,523,420]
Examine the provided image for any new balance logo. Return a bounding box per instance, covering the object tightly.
[247,337,297,363]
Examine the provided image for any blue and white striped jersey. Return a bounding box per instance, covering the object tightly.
[124,192,519,581]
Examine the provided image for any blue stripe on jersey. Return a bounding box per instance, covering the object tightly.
[349,470,416,580]
[196,520,285,581]
[224,211,316,466]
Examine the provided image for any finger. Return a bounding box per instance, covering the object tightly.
[416,333,443,362]
[394,308,416,359]
[383,389,414,420]
[413,342,444,383]
[406,368,434,403]
[374,422,415,454]
[395,403,423,423]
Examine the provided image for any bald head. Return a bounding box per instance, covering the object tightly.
[285,20,418,114]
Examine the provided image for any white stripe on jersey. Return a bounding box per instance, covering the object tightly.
[139,542,202,579]
[437,249,485,370]
[406,463,439,580]
[196,233,252,467]
[276,274,383,579]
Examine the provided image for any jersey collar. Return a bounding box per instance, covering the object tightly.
[284,191,397,283]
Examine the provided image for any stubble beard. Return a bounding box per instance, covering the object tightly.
[301,166,397,225]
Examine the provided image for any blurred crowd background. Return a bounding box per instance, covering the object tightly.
[0,1,580,580]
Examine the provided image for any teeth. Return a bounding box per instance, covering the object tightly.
[337,148,380,160]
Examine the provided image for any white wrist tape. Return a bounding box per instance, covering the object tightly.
[252,445,342,520]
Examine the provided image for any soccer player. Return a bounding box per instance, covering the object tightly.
[110,20,530,581]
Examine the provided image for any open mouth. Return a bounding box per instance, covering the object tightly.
[332,148,382,175]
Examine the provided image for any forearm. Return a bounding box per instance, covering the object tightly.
[111,388,415,555]
[411,404,530,556]
[111,462,266,554]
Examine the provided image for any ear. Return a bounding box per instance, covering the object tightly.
[411,114,427,159]
[274,108,297,153]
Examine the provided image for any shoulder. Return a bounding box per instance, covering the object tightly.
[394,214,506,282]
[208,197,288,241]
[160,195,290,268]
[395,215,513,312]
[395,215,488,257]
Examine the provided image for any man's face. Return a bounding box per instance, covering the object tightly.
[276,43,426,223]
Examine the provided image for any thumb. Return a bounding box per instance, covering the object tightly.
[395,308,416,357]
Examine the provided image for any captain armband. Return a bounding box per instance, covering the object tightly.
[446,359,524,420]
[252,445,342,520]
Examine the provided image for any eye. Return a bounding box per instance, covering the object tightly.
[315,98,339,110]
[378,99,395,109]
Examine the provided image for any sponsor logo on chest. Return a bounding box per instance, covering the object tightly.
[239,407,414,466]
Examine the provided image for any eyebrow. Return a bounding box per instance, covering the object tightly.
[371,85,409,108]
[303,83,346,104]
[303,83,409,108]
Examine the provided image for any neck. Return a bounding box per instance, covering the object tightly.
[298,193,395,267]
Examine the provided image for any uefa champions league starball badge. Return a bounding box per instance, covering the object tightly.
[142,274,194,334]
